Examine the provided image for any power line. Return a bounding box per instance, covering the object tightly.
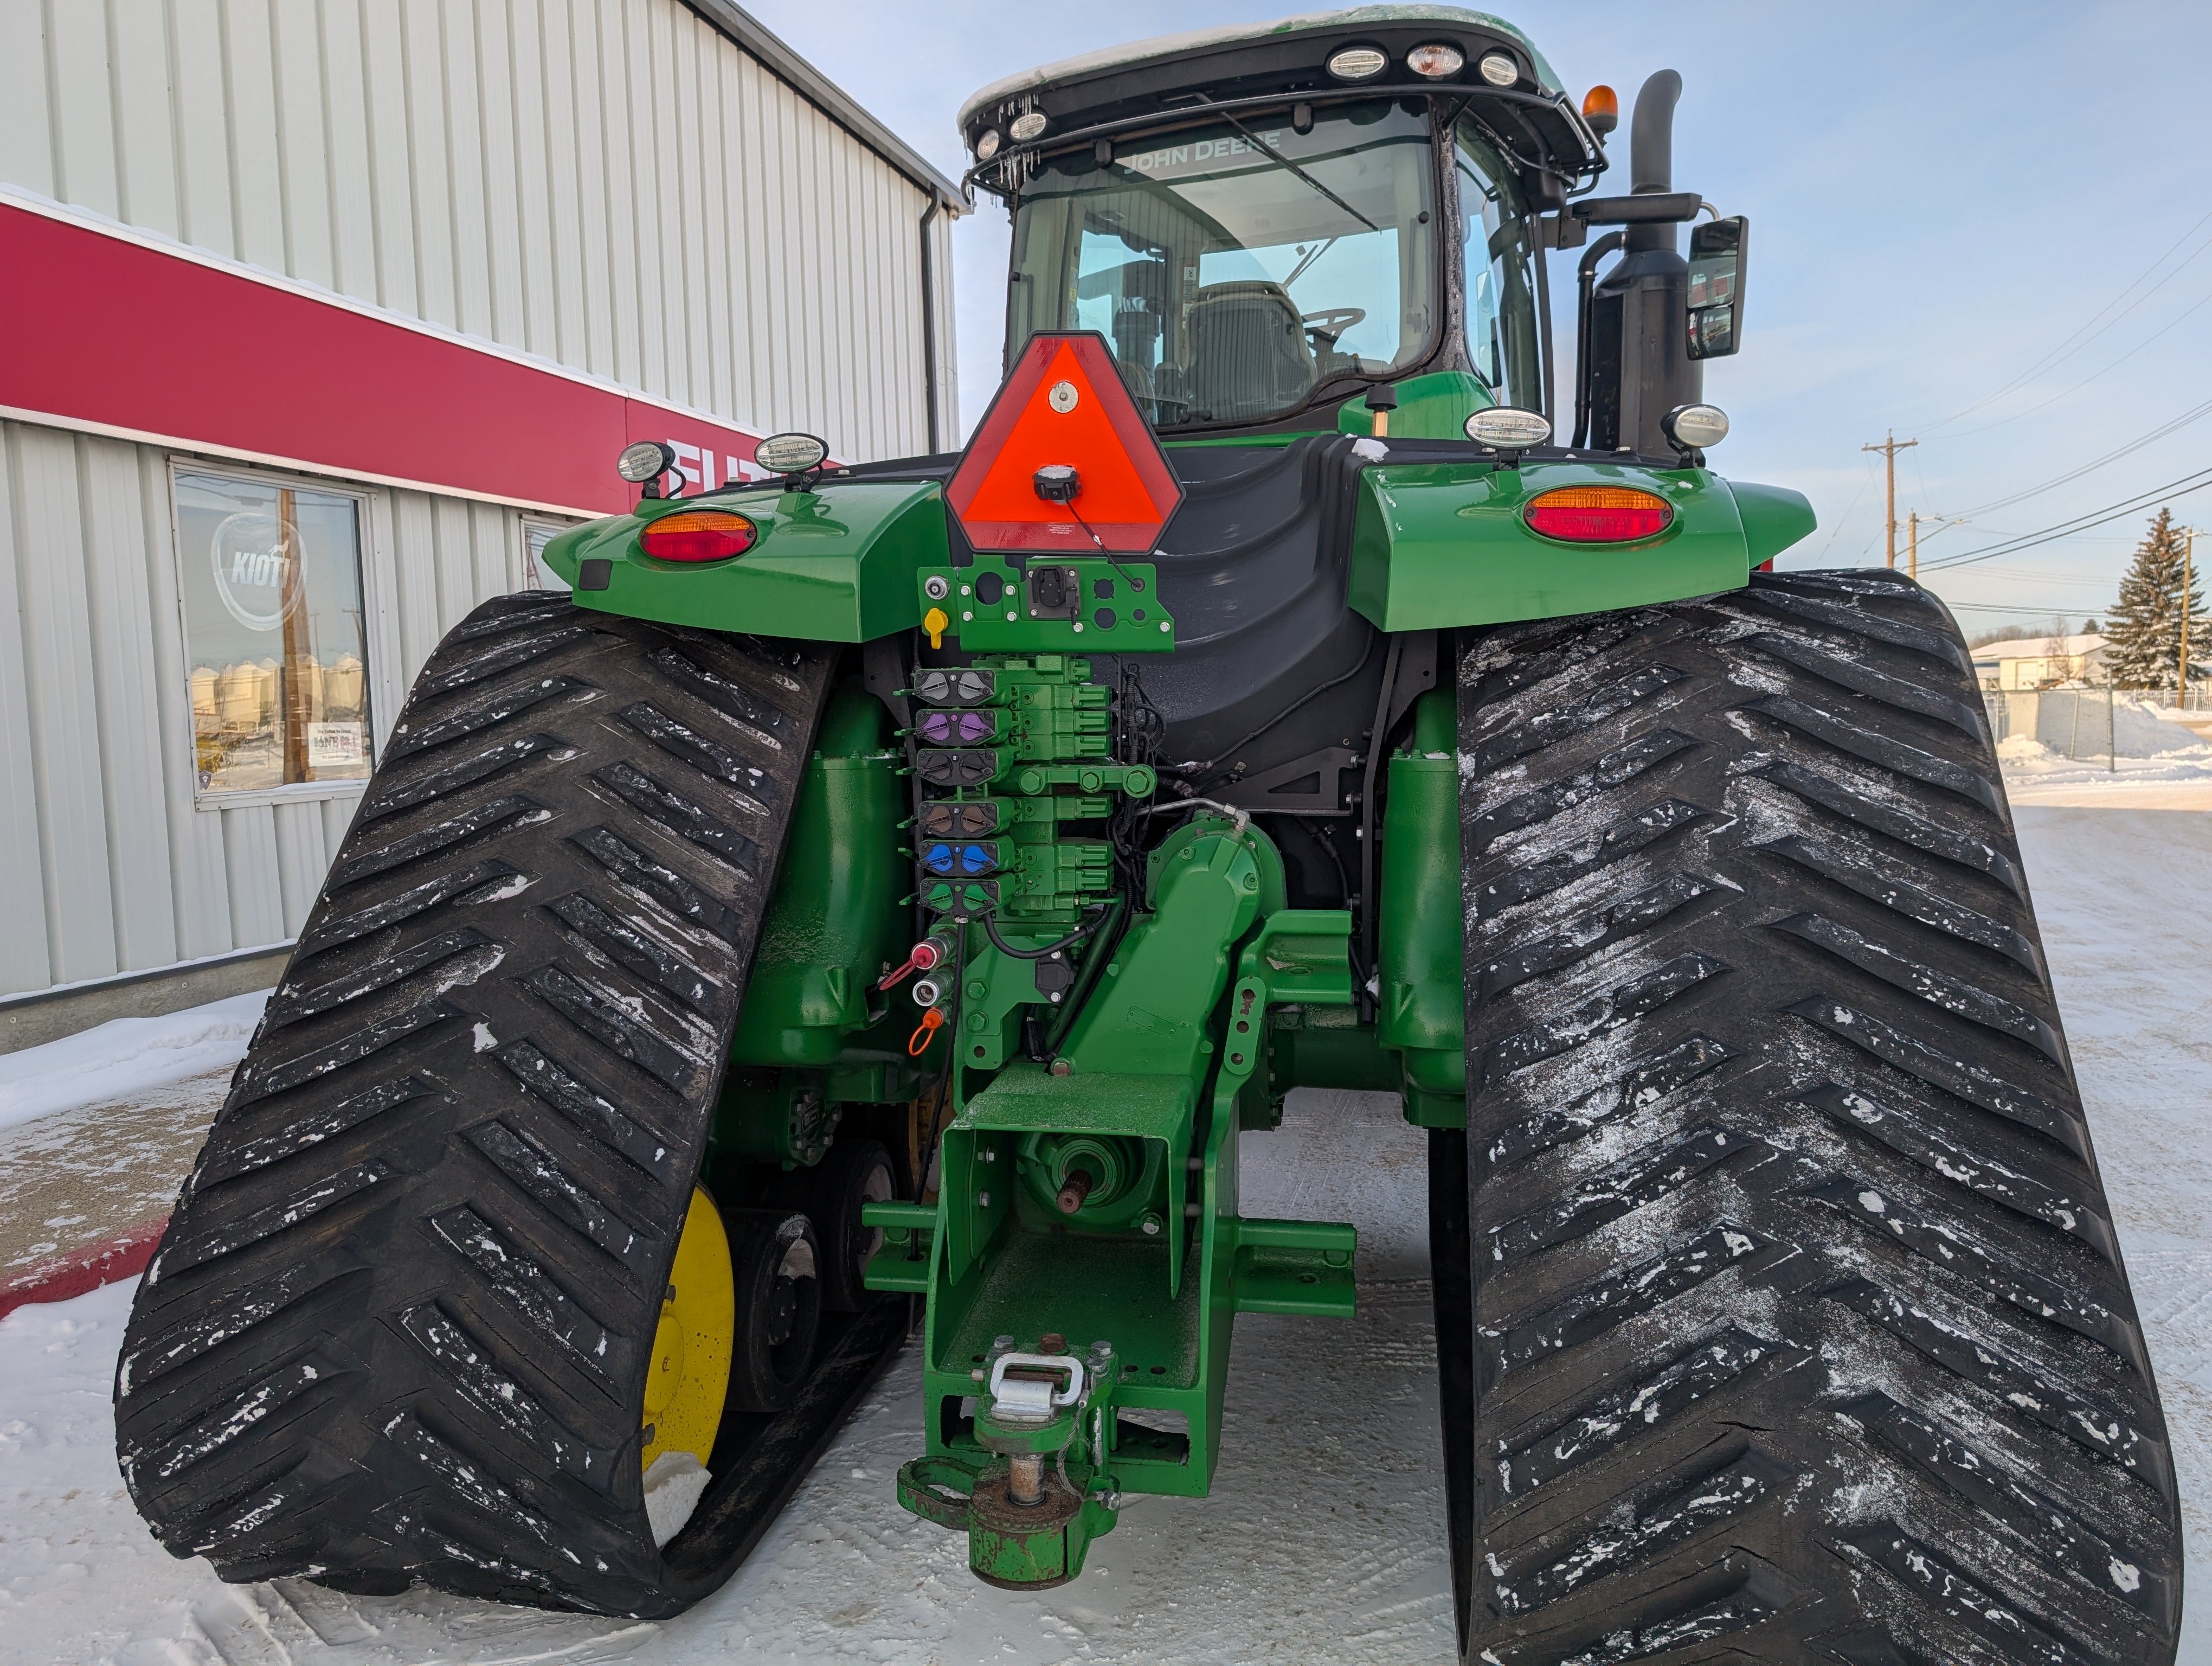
[1940,393,2212,521]
[1913,207,2212,432]
[1931,283,2212,440]
[1944,601,2111,618]
[1947,568,2131,586]
[1920,463,2212,572]
[1816,455,1877,560]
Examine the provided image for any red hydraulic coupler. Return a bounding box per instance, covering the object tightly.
[879,931,957,992]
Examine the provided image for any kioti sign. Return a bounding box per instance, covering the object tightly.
[947,332,1182,555]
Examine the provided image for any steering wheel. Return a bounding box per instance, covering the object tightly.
[1301,306,1367,347]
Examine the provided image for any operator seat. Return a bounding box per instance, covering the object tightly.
[1184,280,1313,422]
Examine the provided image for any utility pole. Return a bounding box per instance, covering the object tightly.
[2182,528,2196,704]
[1862,431,1919,567]
[1908,509,1918,582]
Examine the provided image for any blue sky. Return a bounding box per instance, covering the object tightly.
[749,0,2212,636]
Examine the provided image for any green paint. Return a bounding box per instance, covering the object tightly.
[890,1363,1121,1588]
[1337,369,1496,439]
[1232,1218,1357,1317]
[917,555,1175,654]
[711,684,922,1172]
[729,684,908,1068]
[1378,691,1468,1129]
[871,656,1364,1545]
[1266,1009,1403,1098]
[1729,478,1819,564]
[543,480,947,642]
[1347,459,1758,632]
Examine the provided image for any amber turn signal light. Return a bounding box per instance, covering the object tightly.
[1523,486,1672,542]
[639,510,757,562]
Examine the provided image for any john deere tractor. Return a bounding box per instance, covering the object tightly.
[119,9,2182,1663]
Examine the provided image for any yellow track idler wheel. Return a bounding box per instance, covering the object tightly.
[640,1187,737,1545]
[642,1187,738,1471]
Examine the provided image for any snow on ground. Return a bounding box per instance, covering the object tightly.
[6,792,2212,1662]
[0,1090,1451,1665]
[0,994,266,1133]
[0,1068,235,1279]
[1992,693,2212,786]
[2005,788,2212,1662]
[1995,741,2212,796]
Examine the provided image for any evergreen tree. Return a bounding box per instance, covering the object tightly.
[2102,509,2209,689]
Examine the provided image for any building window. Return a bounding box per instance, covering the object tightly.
[522,518,573,592]
[173,469,374,796]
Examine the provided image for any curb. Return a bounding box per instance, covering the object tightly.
[0,1221,167,1321]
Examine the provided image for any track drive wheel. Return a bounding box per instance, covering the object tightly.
[1443,571,2181,1665]
[796,1138,896,1313]
[724,1210,822,1414]
[114,592,858,1617]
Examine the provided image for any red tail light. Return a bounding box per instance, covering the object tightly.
[639,509,757,562]
[1523,486,1673,543]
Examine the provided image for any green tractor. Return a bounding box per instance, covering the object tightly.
[118,8,2182,1662]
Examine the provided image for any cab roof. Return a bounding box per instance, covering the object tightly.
[958,6,1563,132]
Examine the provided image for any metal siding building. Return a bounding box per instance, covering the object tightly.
[0,0,959,1035]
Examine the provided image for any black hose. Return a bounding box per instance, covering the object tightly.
[1573,231,1625,448]
[982,905,1110,960]
[1175,632,1378,790]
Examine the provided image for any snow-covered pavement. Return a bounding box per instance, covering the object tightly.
[0,1088,1452,1666]
[0,993,269,1286]
[0,993,267,1136]
[4,791,2211,1663]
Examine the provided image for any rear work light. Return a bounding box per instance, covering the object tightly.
[639,510,757,562]
[1523,486,1674,542]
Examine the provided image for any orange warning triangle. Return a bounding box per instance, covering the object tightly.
[947,333,1182,554]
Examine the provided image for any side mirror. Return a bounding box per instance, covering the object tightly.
[1687,217,1748,359]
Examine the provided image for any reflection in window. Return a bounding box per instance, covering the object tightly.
[175,471,372,794]
[524,520,571,592]
[1009,101,1437,428]
[1456,123,1541,410]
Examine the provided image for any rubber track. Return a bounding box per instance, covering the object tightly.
[115,592,835,1617]
[1451,571,2181,1666]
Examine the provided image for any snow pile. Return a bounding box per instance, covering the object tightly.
[0,990,268,1133]
[643,1451,711,1545]
[2115,697,2205,755]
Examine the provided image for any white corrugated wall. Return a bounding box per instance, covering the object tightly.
[0,421,543,997]
[0,2,956,1003]
[0,0,957,460]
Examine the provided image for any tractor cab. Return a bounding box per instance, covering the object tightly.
[962,10,1592,441]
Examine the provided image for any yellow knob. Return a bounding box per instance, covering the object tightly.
[924,606,949,649]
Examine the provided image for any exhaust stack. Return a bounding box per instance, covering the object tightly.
[1586,70,1701,454]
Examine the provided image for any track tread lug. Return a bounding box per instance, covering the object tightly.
[1449,571,2179,1665]
[118,598,844,1616]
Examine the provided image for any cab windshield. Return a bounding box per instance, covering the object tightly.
[1007,101,1438,429]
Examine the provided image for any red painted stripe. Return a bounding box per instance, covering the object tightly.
[0,201,774,516]
[0,1219,166,1321]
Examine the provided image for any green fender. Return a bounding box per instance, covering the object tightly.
[542,481,946,642]
[1348,461,1816,632]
